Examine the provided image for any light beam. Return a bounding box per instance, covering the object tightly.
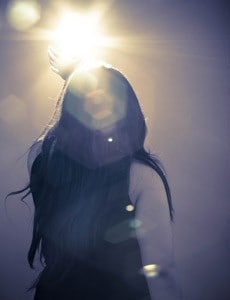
[50,11,110,62]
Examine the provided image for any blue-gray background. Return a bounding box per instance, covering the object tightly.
[0,1,229,299]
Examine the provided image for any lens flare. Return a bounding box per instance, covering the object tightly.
[50,12,108,61]
[126,205,134,212]
[84,89,113,120]
[7,0,41,31]
[142,264,160,278]
[129,219,142,229]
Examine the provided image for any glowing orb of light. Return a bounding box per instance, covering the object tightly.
[51,12,107,61]
[129,219,142,229]
[84,89,113,121]
[65,68,127,130]
[142,264,160,278]
[7,0,41,31]
[126,205,134,212]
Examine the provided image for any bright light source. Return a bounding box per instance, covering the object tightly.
[126,204,134,211]
[7,0,41,31]
[50,12,108,61]
[142,264,160,278]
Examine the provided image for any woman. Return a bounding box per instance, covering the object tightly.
[8,55,181,299]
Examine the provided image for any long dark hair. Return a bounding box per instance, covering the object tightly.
[6,64,173,287]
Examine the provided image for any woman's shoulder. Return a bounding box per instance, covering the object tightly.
[129,160,165,204]
[129,159,163,188]
[129,159,171,223]
[130,160,156,179]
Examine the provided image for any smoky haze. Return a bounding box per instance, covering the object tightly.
[0,1,229,299]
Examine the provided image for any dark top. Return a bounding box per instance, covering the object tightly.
[29,147,151,300]
[34,195,151,300]
[28,141,180,300]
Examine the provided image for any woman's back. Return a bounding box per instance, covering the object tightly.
[7,63,181,300]
[29,144,151,300]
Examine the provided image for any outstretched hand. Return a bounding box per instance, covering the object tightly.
[48,47,79,80]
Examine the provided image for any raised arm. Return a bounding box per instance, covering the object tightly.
[48,47,80,80]
[129,161,182,300]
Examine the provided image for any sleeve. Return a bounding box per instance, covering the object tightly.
[27,140,43,175]
[129,161,182,300]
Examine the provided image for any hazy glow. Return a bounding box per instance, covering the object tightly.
[84,89,113,121]
[66,69,127,130]
[129,219,142,229]
[107,137,113,142]
[143,264,160,278]
[0,94,27,125]
[50,12,110,61]
[7,0,41,31]
[126,205,134,212]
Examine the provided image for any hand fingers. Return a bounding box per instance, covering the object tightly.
[48,51,63,68]
[48,46,60,58]
[49,57,76,71]
[50,66,60,75]
[49,60,61,70]
[48,46,80,79]
[48,50,59,64]
[48,55,58,66]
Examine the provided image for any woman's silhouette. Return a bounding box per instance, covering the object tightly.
[7,55,181,299]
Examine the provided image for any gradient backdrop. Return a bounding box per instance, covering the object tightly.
[0,1,229,299]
